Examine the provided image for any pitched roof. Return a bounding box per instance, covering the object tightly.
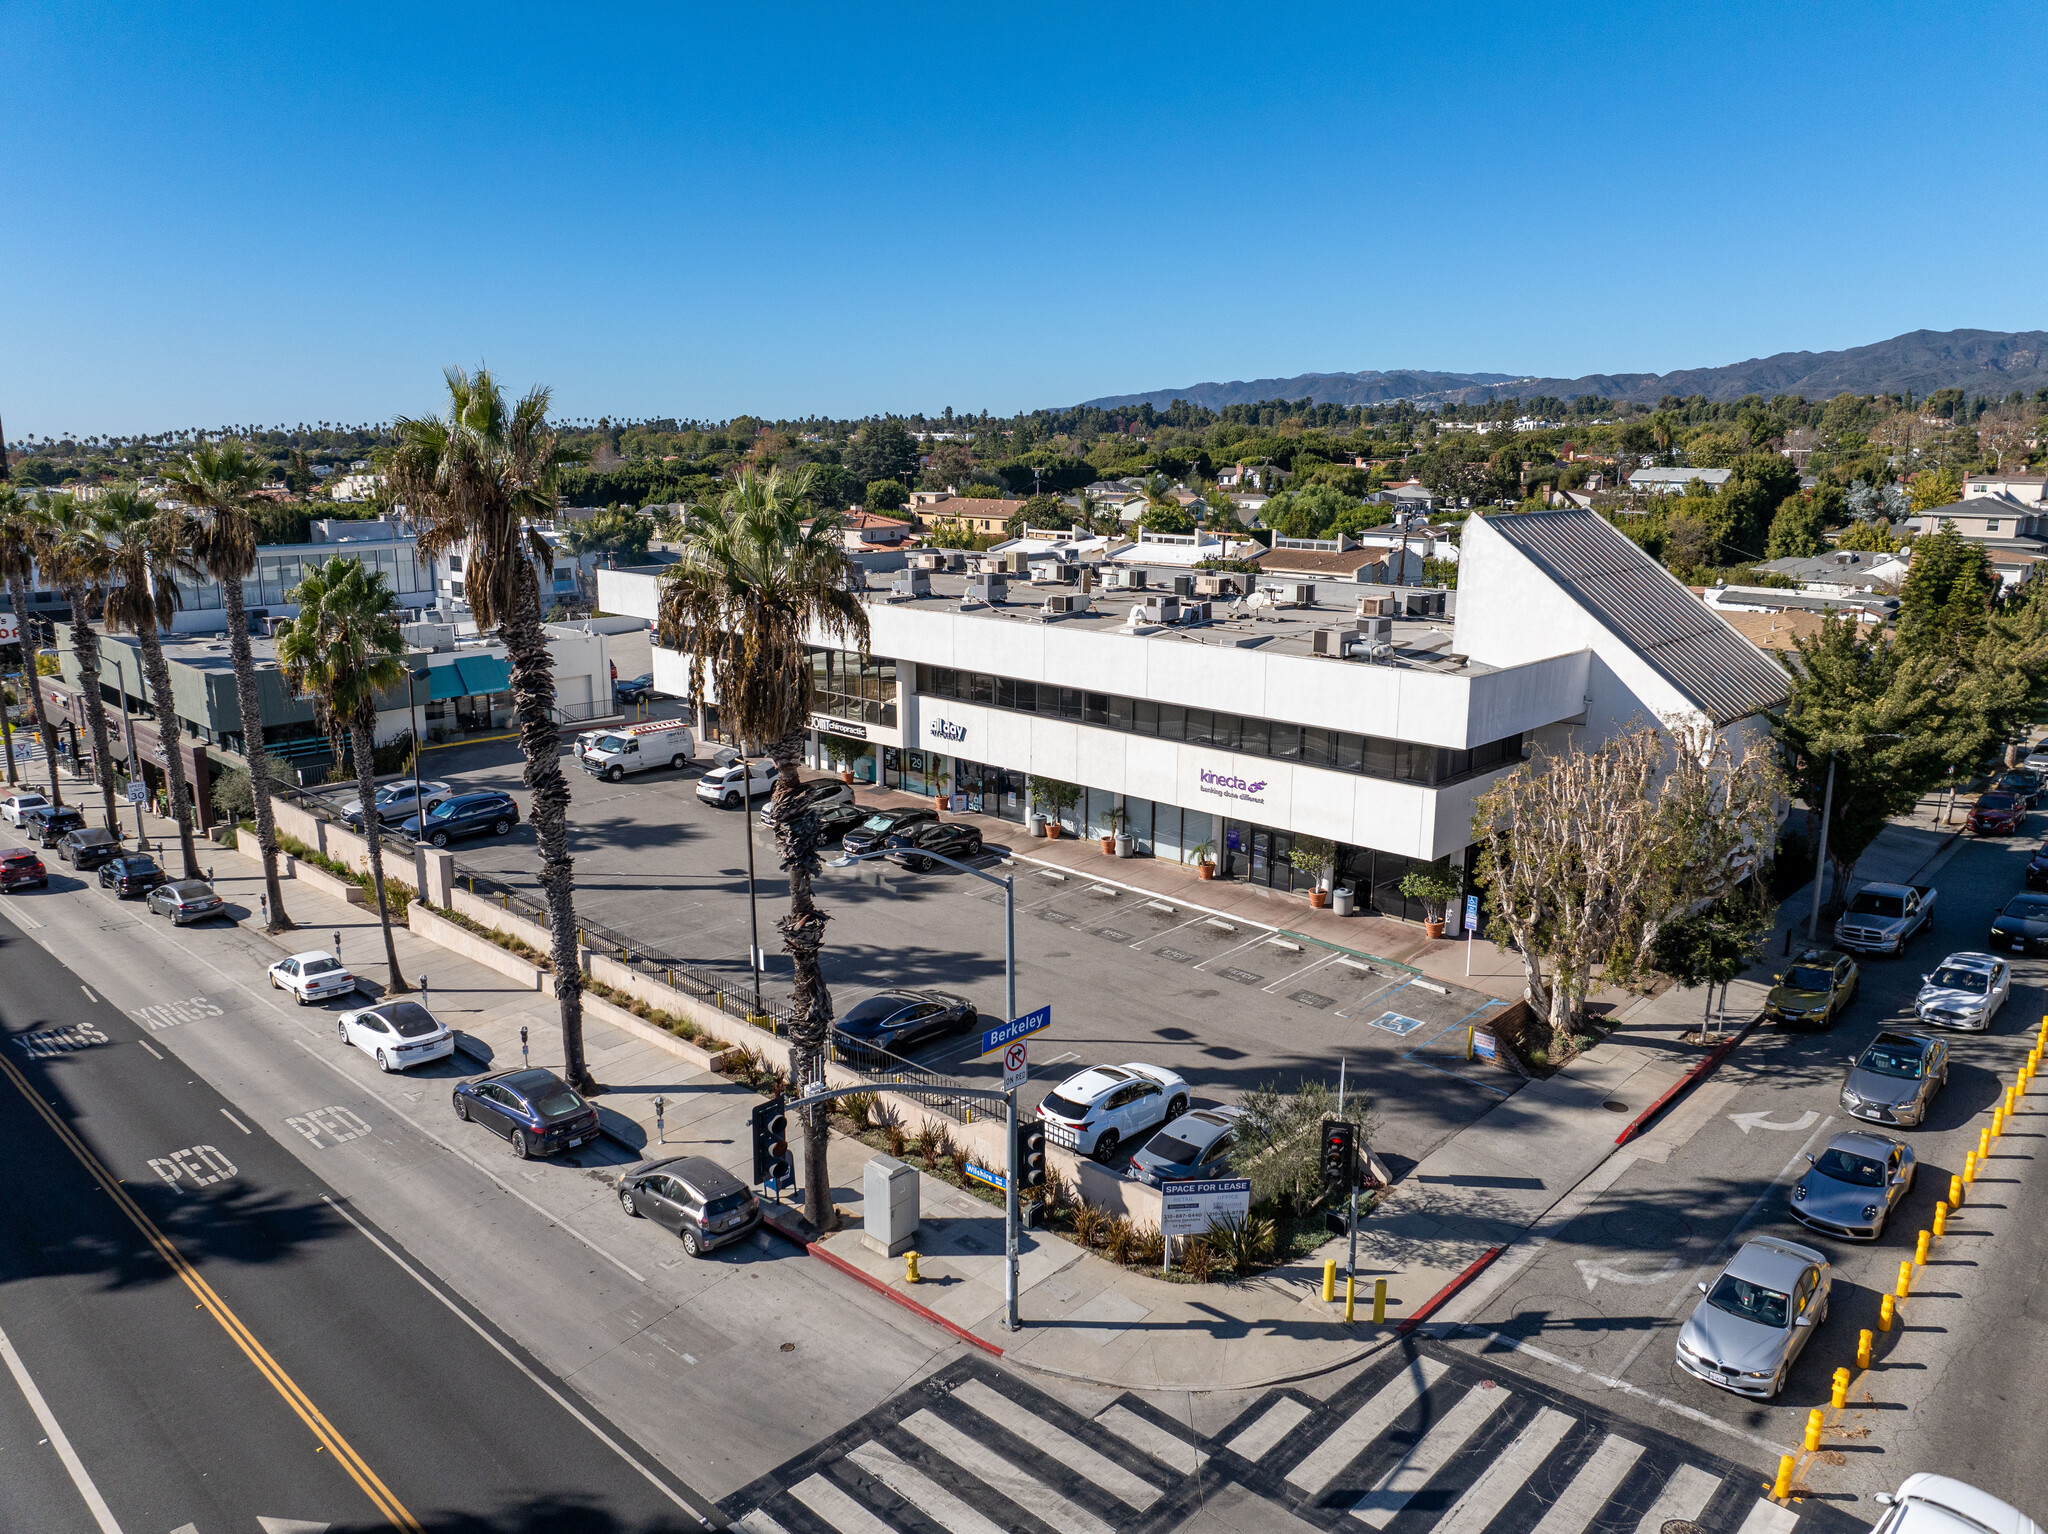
[1250,547,1381,578]
[1484,509,1791,724]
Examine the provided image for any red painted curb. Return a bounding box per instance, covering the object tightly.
[1396,1245,1505,1334]
[1615,1014,1762,1147]
[761,1210,1005,1357]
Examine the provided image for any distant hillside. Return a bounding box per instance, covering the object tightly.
[1081,328,2048,411]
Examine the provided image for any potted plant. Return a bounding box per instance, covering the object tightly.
[1288,836,1336,908]
[1028,775,1081,839]
[1400,865,1463,939]
[1190,840,1217,879]
[820,734,863,784]
[1101,804,1129,855]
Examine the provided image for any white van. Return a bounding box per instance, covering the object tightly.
[578,721,696,781]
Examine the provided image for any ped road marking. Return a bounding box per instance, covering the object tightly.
[0,1320,125,1534]
[286,1106,374,1149]
[147,1144,239,1192]
[0,1051,422,1531]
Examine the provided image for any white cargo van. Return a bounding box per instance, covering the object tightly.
[578,721,696,781]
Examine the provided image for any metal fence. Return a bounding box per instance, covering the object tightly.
[828,1032,986,1124]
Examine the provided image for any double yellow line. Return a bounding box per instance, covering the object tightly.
[0,1051,420,1531]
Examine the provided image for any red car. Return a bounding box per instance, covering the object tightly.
[1968,792,2026,835]
[0,847,48,890]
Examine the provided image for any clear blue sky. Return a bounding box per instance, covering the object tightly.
[8,2,2044,435]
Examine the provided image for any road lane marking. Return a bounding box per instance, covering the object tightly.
[221,1108,252,1135]
[80,984,98,1002]
[1727,1108,1821,1134]
[0,1051,421,1531]
[285,1106,373,1149]
[0,1321,126,1534]
[147,1144,238,1192]
[321,1193,714,1527]
[135,1038,163,1060]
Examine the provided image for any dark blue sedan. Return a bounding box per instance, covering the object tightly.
[452,1068,601,1159]
[398,790,520,847]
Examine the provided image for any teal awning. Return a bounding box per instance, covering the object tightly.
[426,664,469,701]
[455,655,513,696]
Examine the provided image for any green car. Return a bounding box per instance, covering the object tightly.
[1767,950,1860,1029]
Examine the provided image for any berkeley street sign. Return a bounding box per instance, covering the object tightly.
[981,1005,1050,1058]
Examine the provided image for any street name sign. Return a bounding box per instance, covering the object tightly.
[981,1004,1050,1057]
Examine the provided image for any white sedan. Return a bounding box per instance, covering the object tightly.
[337,999,454,1072]
[1037,1062,1190,1162]
[0,793,49,828]
[268,950,358,1004]
[1914,952,2011,1031]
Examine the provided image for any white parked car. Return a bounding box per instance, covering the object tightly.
[695,758,778,808]
[337,999,455,1072]
[340,779,451,830]
[1914,952,2011,1031]
[0,792,49,827]
[758,776,856,823]
[1872,1474,2043,1534]
[1038,1063,1190,1162]
[268,950,358,1004]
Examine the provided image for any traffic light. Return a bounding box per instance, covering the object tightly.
[752,1096,792,1190]
[1015,1117,1046,1191]
[1320,1117,1358,1198]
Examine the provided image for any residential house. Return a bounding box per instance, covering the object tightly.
[1964,474,2048,506]
[911,493,1027,538]
[1252,536,1425,586]
[1373,480,1439,513]
[812,511,912,549]
[1755,549,1909,595]
[1627,467,1734,495]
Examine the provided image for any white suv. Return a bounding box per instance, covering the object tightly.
[1038,1063,1190,1163]
[1871,1475,2042,1534]
[696,759,778,808]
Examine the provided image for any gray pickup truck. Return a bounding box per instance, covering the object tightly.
[1833,882,1938,956]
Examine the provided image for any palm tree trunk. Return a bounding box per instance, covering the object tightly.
[66,587,121,834]
[136,621,202,880]
[7,578,62,805]
[503,576,590,1092]
[768,728,836,1233]
[350,716,407,995]
[218,577,291,930]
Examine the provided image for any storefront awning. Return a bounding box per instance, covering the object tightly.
[427,654,513,700]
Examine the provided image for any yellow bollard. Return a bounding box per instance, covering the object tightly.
[1980,1128,1993,1159]
[1374,1277,1387,1325]
[1804,1408,1824,1452]
[1965,1151,1978,1185]
[1897,1261,1913,1298]
[1915,1229,1931,1265]
[1952,1173,1965,1207]
[1322,1259,1336,1303]
[1345,1275,1356,1325]
[1832,1367,1851,1409]
[1993,1107,2005,1139]
[1934,1201,1948,1237]
[1773,1455,1796,1502]
[1879,1293,1895,1332]
[1858,1328,1874,1367]
[905,1251,920,1283]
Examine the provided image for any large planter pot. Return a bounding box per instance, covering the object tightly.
[839,770,855,784]
[1197,861,1216,881]
[934,794,949,812]
[1114,833,1133,859]
[1100,836,1115,854]
[1044,822,1062,840]
[1309,888,1329,910]
[1424,918,1446,939]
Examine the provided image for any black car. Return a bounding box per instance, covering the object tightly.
[59,826,122,869]
[452,1068,601,1158]
[616,1155,760,1257]
[1990,892,2048,955]
[613,673,655,705]
[2027,840,2048,892]
[146,878,226,925]
[885,819,986,872]
[835,988,978,1053]
[814,801,869,846]
[840,806,939,858]
[25,806,86,848]
[99,854,165,897]
[398,790,520,847]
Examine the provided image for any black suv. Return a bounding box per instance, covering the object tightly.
[26,806,86,848]
[59,827,123,869]
[398,791,520,847]
[840,806,938,858]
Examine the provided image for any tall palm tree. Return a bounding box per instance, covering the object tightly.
[276,557,409,995]
[162,442,293,931]
[657,466,867,1233]
[379,368,592,1086]
[0,489,64,804]
[34,493,122,833]
[97,487,205,879]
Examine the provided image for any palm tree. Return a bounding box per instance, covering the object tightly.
[97,487,205,879]
[657,466,867,1233]
[161,442,293,931]
[34,493,123,833]
[0,489,64,805]
[276,557,409,995]
[379,368,592,1087]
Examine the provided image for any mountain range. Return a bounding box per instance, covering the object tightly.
[1078,329,2048,412]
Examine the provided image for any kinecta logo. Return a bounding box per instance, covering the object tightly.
[929,718,967,742]
[1199,768,1268,795]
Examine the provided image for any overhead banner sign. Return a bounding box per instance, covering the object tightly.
[1160,1177,1252,1238]
[981,1005,1050,1058]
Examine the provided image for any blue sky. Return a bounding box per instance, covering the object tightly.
[8,2,2045,434]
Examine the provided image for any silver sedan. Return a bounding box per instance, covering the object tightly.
[1676,1236,1831,1399]
[1791,1130,1915,1240]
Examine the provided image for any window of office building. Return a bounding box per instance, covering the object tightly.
[808,647,898,729]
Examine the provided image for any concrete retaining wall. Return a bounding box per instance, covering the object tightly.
[405,903,545,990]
[449,885,554,956]
[283,855,366,906]
[579,989,733,1073]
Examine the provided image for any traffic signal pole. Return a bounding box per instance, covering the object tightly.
[1005,1088,1020,1332]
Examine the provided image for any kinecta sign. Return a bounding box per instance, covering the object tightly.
[928,718,967,743]
[1196,765,1270,808]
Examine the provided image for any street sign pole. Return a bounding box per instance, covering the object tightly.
[1003,866,1019,1331]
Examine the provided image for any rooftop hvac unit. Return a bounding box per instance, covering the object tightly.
[1141,595,1181,623]
[909,551,943,571]
[1178,600,1211,624]
[1171,574,1193,596]
[1003,550,1031,574]
[1358,616,1394,641]
[1312,625,1361,656]
[1102,567,1147,590]
[1358,595,1399,617]
[965,573,1008,603]
[1075,565,1094,595]
[1043,593,1092,616]
[890,570,931,597]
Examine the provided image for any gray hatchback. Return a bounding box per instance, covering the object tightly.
[616,1155,761,1257]
[1841,1030,1949,1127]
[1676,1235,1831,1399]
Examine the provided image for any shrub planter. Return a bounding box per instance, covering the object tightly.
[1197,861,1217,881]
[934,794,948,811]
[1044,822,1062,840]
[839,770,855,784]
[1309,888,1329,910]
[1424,918,1446,939]
[1100,835,1115,854]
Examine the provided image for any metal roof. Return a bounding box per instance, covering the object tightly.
[1486,510,1792,724]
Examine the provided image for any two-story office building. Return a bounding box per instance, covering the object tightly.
[598,509,1789,921]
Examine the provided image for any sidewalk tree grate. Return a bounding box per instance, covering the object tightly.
[1095,928,1132,942]
[1289,990,1336,1010]
[1219,967,1264,985]
[1152,947,1195,963]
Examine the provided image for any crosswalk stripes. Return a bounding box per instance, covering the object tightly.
[717,1346,1871,1534]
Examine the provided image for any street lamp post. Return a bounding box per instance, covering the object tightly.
[109,647,145,842]
[407,663,428,825]
[1806,733,1903,944]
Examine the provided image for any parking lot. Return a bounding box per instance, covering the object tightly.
[336,721,1519,1175]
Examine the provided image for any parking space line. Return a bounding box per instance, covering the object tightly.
[1258,950,1349,996]
[0,1321,125,1534]
[1190,930,1283,973]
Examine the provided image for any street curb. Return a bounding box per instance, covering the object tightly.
[757,1208,1005,1358]
[1613,1011,1765,1147]
[1396,1245,1505,1334]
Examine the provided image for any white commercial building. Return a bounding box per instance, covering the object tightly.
[598,510,1788,921]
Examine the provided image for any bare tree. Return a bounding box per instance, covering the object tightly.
[1473,720,1783,1062]
[1977,407,2036,475]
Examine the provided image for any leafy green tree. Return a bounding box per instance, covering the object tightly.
[0,490,64,806]
[34,493,123,832]
[1719,453,1801,559]
[277,557,411,995]
[1897,525,1995,659]
[1261,482,1363,540]
[1837,519,1902,553]
[1139,500,1195,534]
[1908,467,1962,512]
[1766,488,1833,559]
[656,467,867,1233]
[1007,494,1073,535]
[863,478,908,512]
[839,420,918,487]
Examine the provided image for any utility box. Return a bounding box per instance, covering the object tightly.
[861,1154,920,1257]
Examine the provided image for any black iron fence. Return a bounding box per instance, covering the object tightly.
[827,1032,986,1124]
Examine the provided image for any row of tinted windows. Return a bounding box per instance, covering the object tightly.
[920,667,1523,787]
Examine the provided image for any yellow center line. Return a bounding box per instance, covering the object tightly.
[0,1051,421,1532]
